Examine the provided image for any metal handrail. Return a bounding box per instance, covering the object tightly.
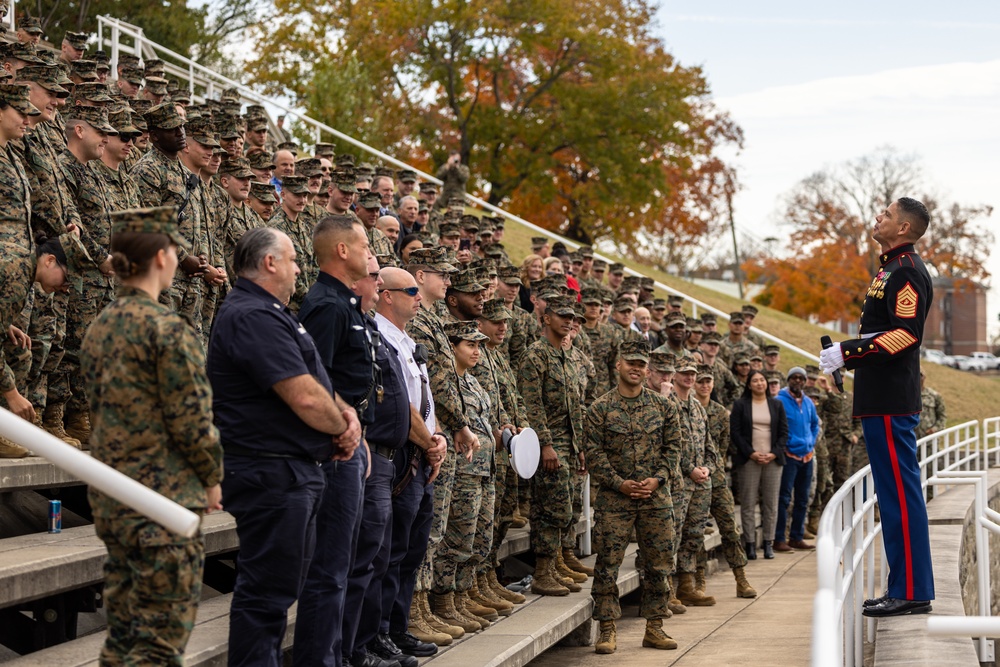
[812,419,999,667]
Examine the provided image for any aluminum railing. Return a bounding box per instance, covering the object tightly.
[812,419,1000,667]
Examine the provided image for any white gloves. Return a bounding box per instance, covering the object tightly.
[819,345,845,375]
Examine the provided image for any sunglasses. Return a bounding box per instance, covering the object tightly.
[381,286,420,297]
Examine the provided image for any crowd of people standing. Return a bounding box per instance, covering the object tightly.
[0,23,947,665]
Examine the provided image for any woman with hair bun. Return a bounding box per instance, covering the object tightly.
[80,206,223,665]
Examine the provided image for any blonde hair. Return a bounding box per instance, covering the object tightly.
[520,253,544,287]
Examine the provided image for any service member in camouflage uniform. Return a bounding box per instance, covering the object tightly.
[719,311,760,369]
[216,155,262,280]
[671,360,718,606]
[580,287,621,397]
[81,208,223,666]
[692,365,756,599]
[0,83,36,253]
[518,295,595,596]
[435,320,502,630]
[586,340,683,654]
[821,389,860,491]
[404,248,482,637]
[131,102,210,339]
[915,371,946,439]
[269,174,314,310]
[700,331,741,408]
[0,238,73,457]
[57,105,118,444]
[742,304,766,349]
[357,190,395,257]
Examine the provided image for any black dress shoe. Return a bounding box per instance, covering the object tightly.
[745,542,756,560]
[350,650,400,667]
[763,541,774,559]
[369,635,417,667]
[863,593,889,609]
[861,597,932,618]
[389,630,438,657]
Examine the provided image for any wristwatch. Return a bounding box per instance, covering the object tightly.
[655,476,666,488]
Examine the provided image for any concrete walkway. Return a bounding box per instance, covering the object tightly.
[529,548,816,667]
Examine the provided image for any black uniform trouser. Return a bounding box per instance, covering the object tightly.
[223,456,325,667]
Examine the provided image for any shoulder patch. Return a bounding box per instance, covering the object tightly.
[895,282,918,319]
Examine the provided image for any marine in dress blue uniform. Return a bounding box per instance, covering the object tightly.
[821,198,934,617]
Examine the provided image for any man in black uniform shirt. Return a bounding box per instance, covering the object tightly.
[820,197,934,618]
[294,215,381,667]
[209,228,360,667]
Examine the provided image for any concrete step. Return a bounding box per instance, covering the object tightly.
[417,548,635,667]
[0,512,238,609]
[0,456,84,492]
[4,592,298,666]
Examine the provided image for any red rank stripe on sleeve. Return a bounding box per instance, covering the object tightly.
[895,282,918,319]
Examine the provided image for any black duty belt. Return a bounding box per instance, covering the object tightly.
[372,443,400,461]
[225,444,322,465]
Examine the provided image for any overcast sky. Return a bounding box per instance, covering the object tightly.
[654,2,1000,338]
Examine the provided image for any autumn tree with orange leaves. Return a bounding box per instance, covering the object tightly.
[246,0,741,250]
[745,146,993,322]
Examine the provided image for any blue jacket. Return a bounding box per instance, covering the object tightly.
[777,388,819,457]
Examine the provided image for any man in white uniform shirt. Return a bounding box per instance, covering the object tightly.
[374,267,450,654]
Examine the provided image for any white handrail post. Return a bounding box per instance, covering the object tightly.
[110,21,120,74]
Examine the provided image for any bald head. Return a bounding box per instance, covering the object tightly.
[274,150,295,177]
[376,266,422,325]
[377,215,400,243]
[379,267,416,290]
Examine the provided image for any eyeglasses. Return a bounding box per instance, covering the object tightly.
[368,272,381,280]
[381,286,420,297]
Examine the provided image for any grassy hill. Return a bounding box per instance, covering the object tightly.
[499,218,999,426]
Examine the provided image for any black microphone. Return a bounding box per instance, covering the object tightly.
[821,335,844,393]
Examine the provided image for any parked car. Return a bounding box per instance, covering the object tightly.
[969,352,1000,370]
[922,349,949,365]
[953,355,988,372]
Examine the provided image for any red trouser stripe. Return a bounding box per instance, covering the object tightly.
[883,415,914,599]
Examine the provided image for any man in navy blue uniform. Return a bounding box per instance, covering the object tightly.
[820,197,934,617]
[208,228,360,667]
[293,215,384,667]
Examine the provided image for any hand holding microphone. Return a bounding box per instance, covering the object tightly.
[819,335,845,393]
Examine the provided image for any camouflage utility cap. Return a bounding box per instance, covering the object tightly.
[496,265,521,284]
[247,150,276,170]
[613,297,635,313]
[609,262,625,275]
[620,340,651,362]
[449,269,486,293]
[219,156,254,179]
[185,116,219,146]
[72,81,112,104]
[580,288,602,305]
[18,65,69,97]
[143,101,185,129]
[70,59,98,81]
[546,296,577,317]
[407,247,455,272]
[66,105,117,134]
[0,84,40,116]
[742,304,759,316]
[397,168,417,183]
[277,141,299,155]
[107,106,139,134]
[481,299,512,321]
[358,191,381,209]
[296,157,323,178]
[444,320,488,343]
[728,311,744,323]
[664,312,686,327]
[111,207,189,250]
[649,352,675,373]
[696,364,714,381]
[314,142,335,159]
[281,175,310,195]
[17,16,43,34]
[64,31,89,50]
[249,182,277,203]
